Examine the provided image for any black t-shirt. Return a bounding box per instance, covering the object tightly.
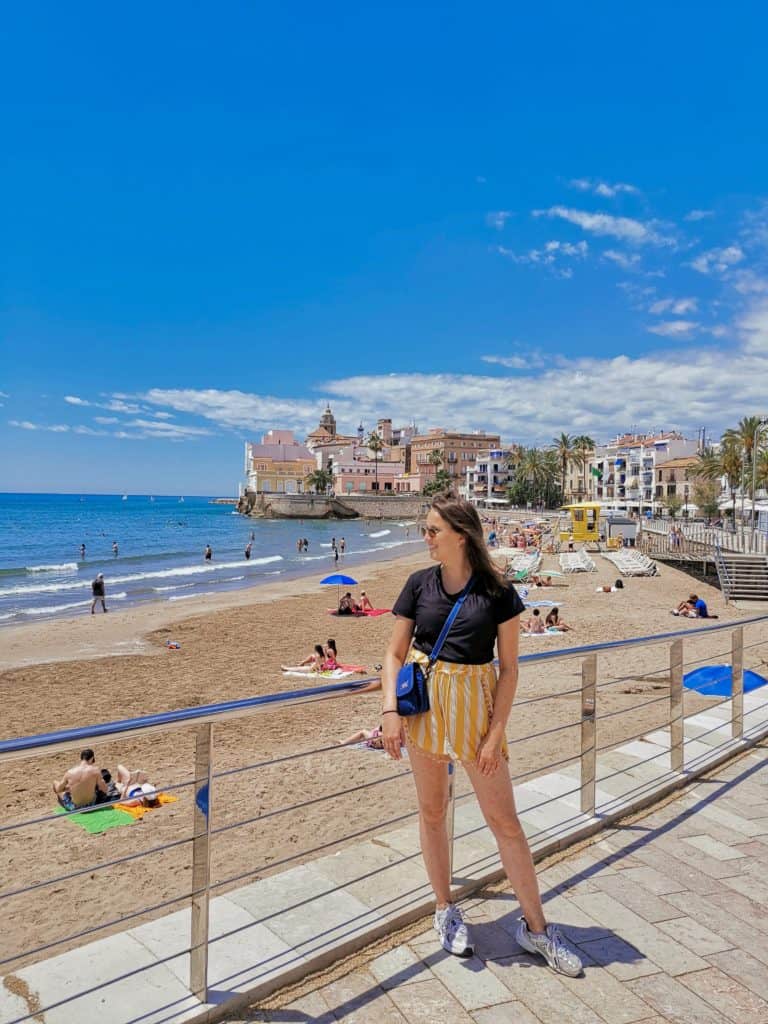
[392,566,525,664]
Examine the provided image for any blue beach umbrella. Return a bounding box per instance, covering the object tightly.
[320,573,358,608]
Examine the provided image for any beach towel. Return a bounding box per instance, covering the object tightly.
[524,600,563,608]
[683,665,767,697]
[282,668,358,680]
[522,631,559,638]
[54,805,135,834]
[338,663,367,672]
[115,793,178,820]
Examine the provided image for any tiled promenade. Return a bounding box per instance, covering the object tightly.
[233,742,768,1024]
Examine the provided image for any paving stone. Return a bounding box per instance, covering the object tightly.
[577,935,660,981]
[682,798,768,838]
[732,839,768,864]
[425,949,517,1011]
[681,834,748,861]
[707,949,768,1002]
[317,966,408,1022]
[387,976,475,1023]
[368,944,427,989]
[276,990,337,1022]
[588,874,682,923]
[652,833,746,879]
[622,844,724,896]
[662,891,768,966]
[680,966,768,1023]
[627,973,729,1024]
[700,888,768,937]
[569,892,708,976]
[618,865,688,896]
[720,869,768,905]
[471,1002,542,1023]
[556,948,654,1024]
[486,955,603,1024]
[654,915,733,956]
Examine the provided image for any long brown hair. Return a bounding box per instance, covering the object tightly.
[429,495,505,596]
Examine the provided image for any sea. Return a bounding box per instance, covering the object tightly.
[0,493,422,626]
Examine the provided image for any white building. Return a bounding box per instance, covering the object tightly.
[463,448,514,507]
[586,432,700,516]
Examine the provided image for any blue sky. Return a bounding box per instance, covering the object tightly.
[3,2,768,494]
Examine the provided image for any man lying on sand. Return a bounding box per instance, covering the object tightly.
[53,748,111,811]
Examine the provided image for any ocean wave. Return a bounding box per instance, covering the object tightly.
[368,529,391,538]
[27,562,80,574]
[0,555,284,597]
[168,591,217,601]
[152,583,196,593]
[20,592,128,616]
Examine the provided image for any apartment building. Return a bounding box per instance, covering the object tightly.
[586,432,700,516]
[243,431,316,494]
[463,448,514,506]
[411,429,501,487]
[655,456,701,513]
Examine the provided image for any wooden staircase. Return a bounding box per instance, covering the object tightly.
[715,546,768,603]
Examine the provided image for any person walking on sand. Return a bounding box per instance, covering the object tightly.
[380,495,583,975]
[204,545,213,562]
[91,573,107,614]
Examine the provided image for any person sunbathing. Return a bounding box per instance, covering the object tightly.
[337,592,362,615]
[596,579,624,593]
[524,608,546,634]
[337,724,384,749]
[545,607,572,632]
[53,748,111,811]
[282,644,326,672]
[359,591,374,613]
[116,764,160,807]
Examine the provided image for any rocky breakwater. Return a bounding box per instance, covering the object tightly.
[237,492,425,520]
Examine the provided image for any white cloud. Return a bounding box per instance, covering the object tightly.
[9,420,70,432]
[497,239,587,277]
[646,320,700,338]
[534,206,675,246]
[648,297,699,315]
[150,411,174,419]
[603,250,641,270]
[689,245,744,275]
[730,270,768,295]
[569,179,639,198]
[64,395,91,406]
[486,210,512,229]
[482,353,546,370]
[139,388,322,433]
[125,418,213,440]
[684,209,714,222]
[93,416,119,424]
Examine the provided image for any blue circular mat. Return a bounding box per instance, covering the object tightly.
[683,664,768,697]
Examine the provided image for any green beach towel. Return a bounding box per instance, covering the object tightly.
[54,805,135,834]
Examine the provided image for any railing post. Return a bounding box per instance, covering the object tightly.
[447,761,456,882]
[190,724,213,1002]
[580,654,597,816]
[669,639,684,772]
[732,627,744,740]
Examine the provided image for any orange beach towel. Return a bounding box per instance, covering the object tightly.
[116,792,178,820]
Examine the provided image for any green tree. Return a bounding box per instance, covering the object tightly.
[367,431,384,491]
[690,476,720,520]
[664,493,683,519]
[423,469,452,496]
[305,468,333,494]
[551,433,575,500]
[724,416,764,515]
[572,435,596,499]
[696,443,742,524]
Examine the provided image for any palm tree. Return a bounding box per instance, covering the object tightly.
[305,468,333,494]
[572,435,596,499]
[724,416,763,516]
[696,444,742,526]
[367,431,384,491]
[551,433,575,500]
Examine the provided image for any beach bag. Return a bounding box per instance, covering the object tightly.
[396,577,474,716]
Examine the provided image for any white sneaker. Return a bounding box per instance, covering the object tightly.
[515,917,583,977]
[434,903,474,957]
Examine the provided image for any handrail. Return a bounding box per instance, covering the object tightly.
[2,613,768,762]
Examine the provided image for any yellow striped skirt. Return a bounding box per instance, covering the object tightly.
[405,651,509,763]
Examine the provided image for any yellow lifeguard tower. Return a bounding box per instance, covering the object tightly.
[560,502,601,543]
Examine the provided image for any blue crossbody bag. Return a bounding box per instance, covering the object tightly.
[395,576,474,716]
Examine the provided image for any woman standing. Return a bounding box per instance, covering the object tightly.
[381,496,582,976]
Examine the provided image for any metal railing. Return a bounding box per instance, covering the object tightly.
[1,614,767,1017]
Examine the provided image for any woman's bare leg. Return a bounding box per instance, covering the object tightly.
[408,746,452,906]
[464,760,546,932]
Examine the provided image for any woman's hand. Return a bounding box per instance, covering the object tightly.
[381,713,405,760]
[475,732,504,776]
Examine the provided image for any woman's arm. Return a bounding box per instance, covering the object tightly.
[475,615,520,775]
[380,617,414,760]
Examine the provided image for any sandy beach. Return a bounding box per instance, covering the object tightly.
[0,546,761,971]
